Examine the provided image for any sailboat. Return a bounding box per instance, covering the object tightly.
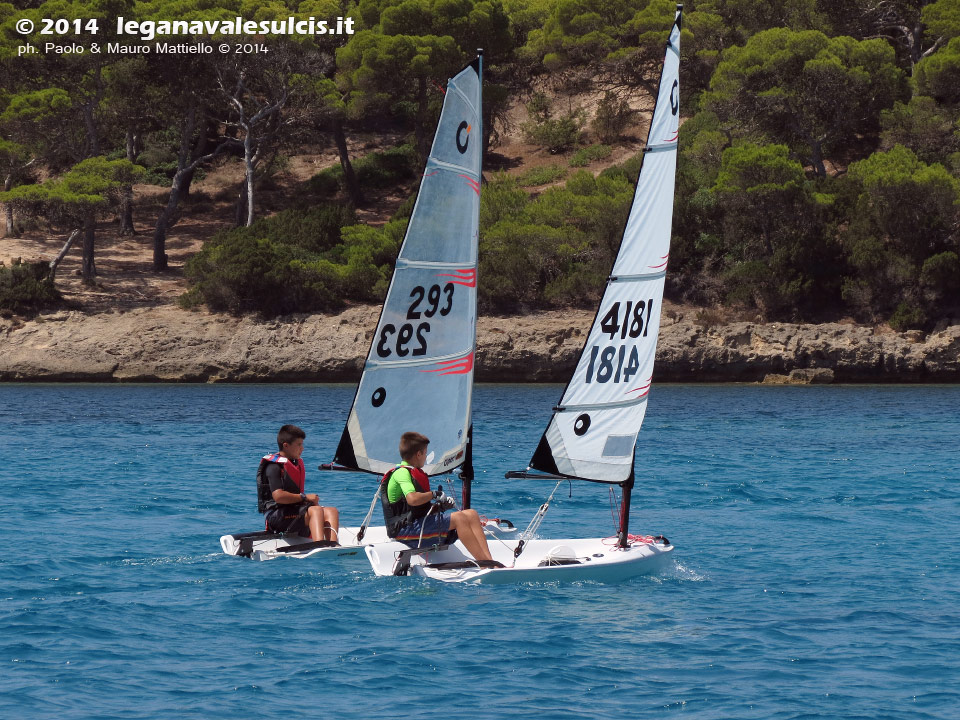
[220,50,514,561]
[365,6,683,582]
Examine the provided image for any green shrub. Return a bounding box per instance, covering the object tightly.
[569,144,613,167]
[523,115,584,153]
[889,300,928,331]
[516,165,568,187]
[591,92,633,143]
[182,203,392,315]
[0,259,61,312]
[308,144,419,197]
[521,93,585,153]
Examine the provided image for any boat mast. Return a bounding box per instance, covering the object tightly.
[461,424,473,509]
[618,471,635,548]
[617,5,681,547]
[460,47,482,511]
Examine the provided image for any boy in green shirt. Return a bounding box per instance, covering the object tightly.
[381,431,501,566]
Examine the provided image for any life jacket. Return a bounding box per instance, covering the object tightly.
[256,452,306,513]
[380,463,431,537]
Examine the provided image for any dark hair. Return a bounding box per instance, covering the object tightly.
[399,431,429,461]
[277,424,306,450]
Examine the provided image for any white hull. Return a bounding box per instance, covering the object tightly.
[364,535,673,583]
[220,519,517,561]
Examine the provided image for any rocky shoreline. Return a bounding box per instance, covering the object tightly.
[1,305,958,383]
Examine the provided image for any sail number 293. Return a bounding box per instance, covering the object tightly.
[585,299,654,384]
[375,283,455,358]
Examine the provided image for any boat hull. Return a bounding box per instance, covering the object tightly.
[220,520,517,561]
[364,536,674,583]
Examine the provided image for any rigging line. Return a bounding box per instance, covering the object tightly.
[356,481,384,543]
[513,480,564,564]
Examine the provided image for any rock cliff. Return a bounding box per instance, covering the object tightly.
[1,306,957,382]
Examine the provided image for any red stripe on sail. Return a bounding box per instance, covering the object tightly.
[436,268,476,287]
[649,253,669,270]
[662,130,679,142]
[421,353,474,376]
[459,175,480,195]
[626,377,653,396]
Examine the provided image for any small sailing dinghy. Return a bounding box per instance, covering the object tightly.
[222,51,514,561]
[366,6,683,582]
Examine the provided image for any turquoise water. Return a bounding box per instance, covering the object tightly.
[1,384,958,719]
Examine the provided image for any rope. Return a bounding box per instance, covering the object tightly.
[511,480,563,564]
[356,481,383,542]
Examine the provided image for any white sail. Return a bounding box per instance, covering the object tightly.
[529,11,682,484]
[335,56,482,476]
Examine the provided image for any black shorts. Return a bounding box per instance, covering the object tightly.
[265,503,311,537]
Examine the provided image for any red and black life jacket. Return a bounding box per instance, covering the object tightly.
[380,464,431,537]
[256,452,306,513]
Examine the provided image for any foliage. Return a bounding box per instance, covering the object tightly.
[841,145,960,324]
[880,96,960,164]
[478,168,634,312]
[521,93,584,153]
[591,92,633,143]
[516,164,567,186]
[705,28,907,176]
[310,144,419,196]
[915,36,960,104]
[569,144,613,167]
[182,204,401,315]
[0,259,61,312]
[0,157,145,226]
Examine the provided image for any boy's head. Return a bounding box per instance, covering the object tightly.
[399,431,430,464]
[277,424,306,456]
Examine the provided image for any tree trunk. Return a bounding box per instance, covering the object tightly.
[333,117,363,206]
[243,129,256,227]
[234,182,248,227]
[153,173,184,271]
[154,104,197,271]
[2,174,16,238]
[809,138,827,179]
[82,213,96,280]
[49,229,80,281]
[180,126,208,200]
[119,129,136,235]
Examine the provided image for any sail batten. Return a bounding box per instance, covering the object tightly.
[525,9,682,485]
[333,55,482,477]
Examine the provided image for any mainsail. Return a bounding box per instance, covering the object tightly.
[334,54,483,477]
[527,10,682,484]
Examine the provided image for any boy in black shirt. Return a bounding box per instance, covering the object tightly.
[260,425,339,543]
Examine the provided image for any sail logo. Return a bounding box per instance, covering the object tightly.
[456,121,471,153]
[422,352,474,376]
[669,80,678,116]
[436,268,476,287]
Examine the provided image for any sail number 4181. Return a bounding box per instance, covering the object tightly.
[585,299,654,384]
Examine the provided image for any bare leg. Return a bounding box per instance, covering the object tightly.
[450,509,493,562]
[322,506,340,543]
[306,505,325,542]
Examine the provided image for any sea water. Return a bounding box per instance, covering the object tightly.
[0,384,958,719]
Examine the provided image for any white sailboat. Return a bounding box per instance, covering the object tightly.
[221,50,514,561]
[366,6,683,582]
